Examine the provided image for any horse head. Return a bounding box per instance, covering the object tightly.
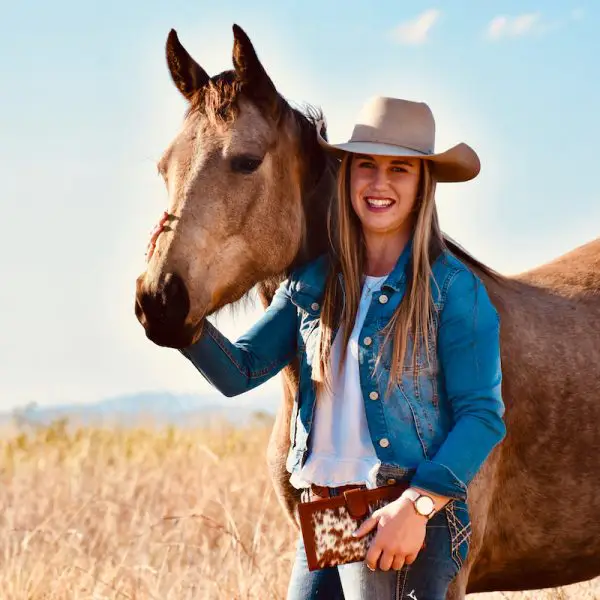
[135,25,334,348]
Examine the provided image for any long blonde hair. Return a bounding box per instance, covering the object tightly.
[312,153,444,399]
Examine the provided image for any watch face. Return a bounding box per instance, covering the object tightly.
[415,496,435,514]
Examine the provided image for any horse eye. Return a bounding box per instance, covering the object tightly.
[231,155,263,174]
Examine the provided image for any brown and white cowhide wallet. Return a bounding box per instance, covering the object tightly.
[298,483,410,571]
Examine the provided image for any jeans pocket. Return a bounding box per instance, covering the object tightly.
[444,499,472,572]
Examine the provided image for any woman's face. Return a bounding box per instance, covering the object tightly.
[349,154,421,237]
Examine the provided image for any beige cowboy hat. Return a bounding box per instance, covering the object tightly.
[317,96,480,183]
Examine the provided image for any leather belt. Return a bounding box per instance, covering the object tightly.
[308,483,367,500]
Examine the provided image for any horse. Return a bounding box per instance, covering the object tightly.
[134,25,600,599]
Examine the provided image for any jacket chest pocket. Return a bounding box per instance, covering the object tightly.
[376,317,437,374]
[376,317,441,451]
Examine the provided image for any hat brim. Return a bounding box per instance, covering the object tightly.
[317,127,480,183]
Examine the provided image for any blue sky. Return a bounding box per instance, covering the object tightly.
[1,1,598,410]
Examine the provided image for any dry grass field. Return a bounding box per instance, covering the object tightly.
[1,418,598,599]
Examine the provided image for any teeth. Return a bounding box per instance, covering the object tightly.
[366,197,393,208]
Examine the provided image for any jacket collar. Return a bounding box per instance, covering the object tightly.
[380,236,414,292]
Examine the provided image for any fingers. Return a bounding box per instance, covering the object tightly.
[149,227,162,246]
[378,551,395,572]
[147,212,169,239]
[352,513,379,539]
[364,543,382,572]
[145,212,170,263]
[367,550,406,572]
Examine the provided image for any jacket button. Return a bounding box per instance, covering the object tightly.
[369,391,379,400]
[311,302,320,311]
[379,438,390,448]
[387,478,396,485]
[363,336,372,346]
[379,294,389,304]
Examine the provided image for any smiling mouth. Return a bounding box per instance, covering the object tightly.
[364,196,395,209]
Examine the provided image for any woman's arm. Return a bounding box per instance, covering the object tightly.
[409,269,507,501]
[179,278,298,397]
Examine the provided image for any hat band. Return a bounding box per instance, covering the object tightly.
[348,137,434,155]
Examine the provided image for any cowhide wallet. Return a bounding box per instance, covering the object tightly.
[298,483,410,571]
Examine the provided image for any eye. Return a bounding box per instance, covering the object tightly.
[391,166,408,173]
[230,155,263,174]
[357,161,375,169]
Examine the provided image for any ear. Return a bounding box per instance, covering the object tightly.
[166,29,210,100]
[232,24,278,111]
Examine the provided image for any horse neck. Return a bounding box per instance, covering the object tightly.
[256,131,337,304]
[297,155,338,263]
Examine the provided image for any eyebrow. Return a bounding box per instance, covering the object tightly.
[355,154,415,167]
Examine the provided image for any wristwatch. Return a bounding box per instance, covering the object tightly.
[400,488,437,519]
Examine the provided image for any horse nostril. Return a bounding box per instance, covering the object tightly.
[138,272,190,329]
[162,272,189,323]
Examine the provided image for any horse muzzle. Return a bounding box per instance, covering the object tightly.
[135,271,196,348]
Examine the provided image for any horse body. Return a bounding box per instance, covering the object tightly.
[259,239,600,595]
[135,26,600,598]
[467,245,600,592]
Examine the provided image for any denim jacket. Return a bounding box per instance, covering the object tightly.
[180,240,506,502]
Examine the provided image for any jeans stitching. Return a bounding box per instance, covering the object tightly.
[445,502,471,571]
[446,504,472,547]
[446,504,463,571]
[396,563,410,599]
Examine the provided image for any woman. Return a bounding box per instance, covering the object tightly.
[146,97,506,600]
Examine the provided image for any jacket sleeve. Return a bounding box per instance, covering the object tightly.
[178,278,298,398]
[409,269,507,501]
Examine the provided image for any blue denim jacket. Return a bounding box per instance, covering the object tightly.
[180,241,506,501]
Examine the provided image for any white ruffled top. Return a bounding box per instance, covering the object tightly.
[290,274,388,490]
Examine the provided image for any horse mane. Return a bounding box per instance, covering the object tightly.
[443,235,506,284]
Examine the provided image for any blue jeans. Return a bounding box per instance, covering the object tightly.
[286,492,471,600]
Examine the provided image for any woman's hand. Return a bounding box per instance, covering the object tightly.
[352,497,428,572]
[145,211,169,262]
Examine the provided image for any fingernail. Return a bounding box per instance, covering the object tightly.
[351,530,359,537]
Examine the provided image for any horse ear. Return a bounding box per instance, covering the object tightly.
[232,24,278,111]
[166,29,210,100]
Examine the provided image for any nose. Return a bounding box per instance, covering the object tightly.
[135,272,191,347]
[373,165,388,189]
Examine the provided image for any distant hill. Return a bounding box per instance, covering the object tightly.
[5,391,278,429]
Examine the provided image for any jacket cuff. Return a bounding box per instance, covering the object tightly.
[410,460,468,501]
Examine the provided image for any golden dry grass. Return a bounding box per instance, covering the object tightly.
[1,418,598,599]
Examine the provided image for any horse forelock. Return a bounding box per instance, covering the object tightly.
[185,69,288,127]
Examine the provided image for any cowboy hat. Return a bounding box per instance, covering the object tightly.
[317,96,480,183]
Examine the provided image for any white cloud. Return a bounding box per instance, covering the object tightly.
[392,9,441,45]
[487,13,543,40]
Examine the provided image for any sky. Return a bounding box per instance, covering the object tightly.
[1,1,598,411]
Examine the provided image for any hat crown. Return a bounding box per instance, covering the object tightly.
[315,94,481,183]
[350,97,436,155]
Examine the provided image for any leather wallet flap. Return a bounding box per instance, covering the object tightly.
[343,488,370,519]
[343,484,409,519]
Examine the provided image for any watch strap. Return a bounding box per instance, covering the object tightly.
[401,489,436,518]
